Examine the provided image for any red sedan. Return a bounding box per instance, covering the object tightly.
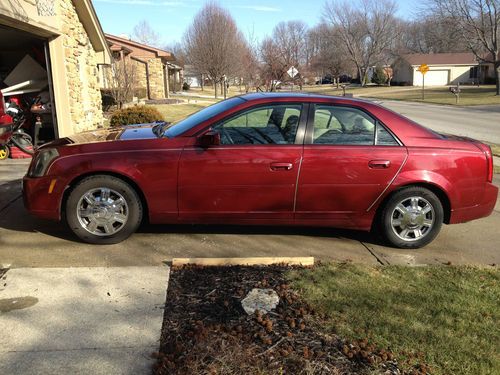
[23,93,497,248]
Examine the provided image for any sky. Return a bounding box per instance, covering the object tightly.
[93,0,419,48]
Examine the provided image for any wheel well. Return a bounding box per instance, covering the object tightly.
[375,183,452,225]
[61,172,150,223]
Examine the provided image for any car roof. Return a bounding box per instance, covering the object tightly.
[237,92,371,105]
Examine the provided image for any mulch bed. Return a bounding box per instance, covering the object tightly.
[154,265,407,375]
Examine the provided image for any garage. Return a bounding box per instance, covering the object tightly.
[413,69,450,86]
[0,26,57,151]
[0,0,112,158]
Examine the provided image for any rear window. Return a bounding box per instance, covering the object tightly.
[164,97,245,137]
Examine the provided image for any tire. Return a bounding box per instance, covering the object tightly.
[11,133,34,155]
[378,187,443,249]
[0,145,9,160]
[65,175,143,244]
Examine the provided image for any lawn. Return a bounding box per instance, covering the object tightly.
[153,102,211,123]
[289,263,500,375]
[301,84,500,106]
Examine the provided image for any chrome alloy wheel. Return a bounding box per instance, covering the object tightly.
[76,188,129,236]
[390,196,434,242]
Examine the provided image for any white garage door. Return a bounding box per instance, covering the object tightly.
[414,70,449,86]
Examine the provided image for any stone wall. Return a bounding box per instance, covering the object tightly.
[59,0,104,133]
[147,58,165,100]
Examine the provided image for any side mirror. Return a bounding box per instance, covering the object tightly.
[199,130,221,148]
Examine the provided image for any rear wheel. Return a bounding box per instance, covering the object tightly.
[65,175,143,244]
[378,187,443,249]
[0,145,9,160]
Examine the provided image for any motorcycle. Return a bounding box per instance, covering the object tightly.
[0,100,34,160]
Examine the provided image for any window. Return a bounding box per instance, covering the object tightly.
[213,104,302,145]
[312,105,398,146]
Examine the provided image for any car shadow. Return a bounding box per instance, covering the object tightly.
[0,180,386,247]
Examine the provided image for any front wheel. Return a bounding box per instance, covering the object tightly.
[0,145,9,160]
[378,187,443,249]
[65,175,143,244]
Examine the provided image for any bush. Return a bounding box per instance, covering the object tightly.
[372,66,387,85]
[182,82,190,91]
[110,105,164,127]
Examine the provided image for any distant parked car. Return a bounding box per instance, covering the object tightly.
[23,93,497,247]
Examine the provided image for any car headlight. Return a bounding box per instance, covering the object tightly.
[29,148,59,177]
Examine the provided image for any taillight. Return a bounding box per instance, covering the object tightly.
[477,143,494,183]
[486,147,493,183]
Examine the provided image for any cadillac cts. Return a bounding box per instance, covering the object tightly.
[23,93,497,248]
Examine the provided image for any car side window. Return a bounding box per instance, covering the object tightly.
[213,104,302,145]
[313,105,376,145]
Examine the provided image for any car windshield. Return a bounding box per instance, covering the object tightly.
[163,97,246,138]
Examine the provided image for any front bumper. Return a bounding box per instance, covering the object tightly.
[449,182,499,224]
[23,175,64,221]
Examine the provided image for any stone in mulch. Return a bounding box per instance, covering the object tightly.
[154,265,404,375]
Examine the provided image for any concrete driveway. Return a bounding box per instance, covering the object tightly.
[0,158,499,268]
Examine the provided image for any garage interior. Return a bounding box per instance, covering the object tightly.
[0,25,57,148]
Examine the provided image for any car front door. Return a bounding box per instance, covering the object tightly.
[178,103,307,223]
[295,103,408,229]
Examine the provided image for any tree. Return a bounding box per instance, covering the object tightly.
[307,23,352,86]
[399,16,470,54]
[132,20,161,47]
[108,58,137,108]
[323,0,399,86]
[372,65,387,84]
[183,2,246,98]
[432,0,500,95]
[259,21,308,90]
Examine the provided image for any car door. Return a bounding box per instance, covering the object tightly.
[295,103,408,228]
[178,103,307,223]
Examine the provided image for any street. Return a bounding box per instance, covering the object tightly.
[375,100,500,144]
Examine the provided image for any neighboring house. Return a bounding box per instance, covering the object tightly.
[0,0,112,139]
[392,53,483,86]
[102,34,183,100]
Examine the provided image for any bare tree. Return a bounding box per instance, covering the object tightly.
[399,16,470,54]
[432,0,500,95]
[308,23,353,86]
[183,2,246,98]
[108,58,137,108]
[323,0,399,86]
[132,20,161,47]
[259,21,308,90]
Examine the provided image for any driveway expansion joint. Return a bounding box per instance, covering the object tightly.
[361,242,388,265]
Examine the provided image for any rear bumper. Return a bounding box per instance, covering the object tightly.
[449,182,498,224]
[23,176,63,221]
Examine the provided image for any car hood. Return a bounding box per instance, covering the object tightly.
[46,123,162,147]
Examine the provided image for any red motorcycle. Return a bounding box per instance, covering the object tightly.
[0,99,34,160]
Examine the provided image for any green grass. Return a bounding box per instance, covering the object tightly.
[153,103,211,123]
[289,263,500,375]
[300,85,500,106]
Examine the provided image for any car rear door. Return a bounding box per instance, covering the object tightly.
[295,103,408,228]
[178,103,307,223]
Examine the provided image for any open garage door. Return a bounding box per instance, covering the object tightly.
[414,70,449,86]
[0,25,57,150]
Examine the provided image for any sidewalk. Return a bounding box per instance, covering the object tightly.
[0,266,169,374]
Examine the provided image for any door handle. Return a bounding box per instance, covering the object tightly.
[270,162,293,171]
[368,160,391,169]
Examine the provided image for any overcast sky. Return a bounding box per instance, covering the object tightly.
[93,0,419,47]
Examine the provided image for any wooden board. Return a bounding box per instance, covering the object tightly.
[171,257,314,267]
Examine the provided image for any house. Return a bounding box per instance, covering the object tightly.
[392,53,482,86]
[0,0,112,140]
[102,34,183,101]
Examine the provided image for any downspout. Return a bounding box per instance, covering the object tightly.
[131,56,150,100]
